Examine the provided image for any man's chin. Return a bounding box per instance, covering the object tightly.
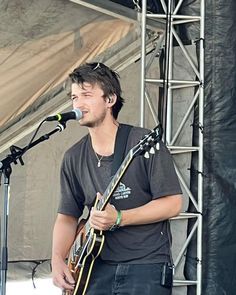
[79,120,94,128]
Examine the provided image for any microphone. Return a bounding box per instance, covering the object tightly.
[46,108,82,122]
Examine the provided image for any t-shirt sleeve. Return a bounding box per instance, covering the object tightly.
[58,151,84,218]
[147,141,182,199]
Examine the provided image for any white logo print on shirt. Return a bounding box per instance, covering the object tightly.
[113,182,131,200]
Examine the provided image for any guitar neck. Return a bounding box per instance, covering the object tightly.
[96,151,133,211]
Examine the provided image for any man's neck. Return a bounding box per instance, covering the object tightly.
[89,119,119,156]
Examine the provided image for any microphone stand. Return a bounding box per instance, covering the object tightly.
[0,122,66,295]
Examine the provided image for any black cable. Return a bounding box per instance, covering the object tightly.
[21,119,47,157]
[31,261,44,289]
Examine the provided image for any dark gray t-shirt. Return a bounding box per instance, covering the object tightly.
[58,125,182,264]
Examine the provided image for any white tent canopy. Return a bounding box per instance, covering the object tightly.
[1,0,160,151]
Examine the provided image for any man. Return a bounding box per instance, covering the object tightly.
[52,62,182,295]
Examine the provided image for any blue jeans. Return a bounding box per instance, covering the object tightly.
[86,258,172,295]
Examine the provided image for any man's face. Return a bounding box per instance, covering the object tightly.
[71,82,109,127]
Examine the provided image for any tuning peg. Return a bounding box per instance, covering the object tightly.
[144,151,150,158]
[156,143,160,150]
[150,147,155,154]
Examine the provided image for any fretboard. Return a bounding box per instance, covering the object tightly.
[96,149,134,211]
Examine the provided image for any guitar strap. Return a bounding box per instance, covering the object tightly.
[111,123,133,177]
[89,124,132,209]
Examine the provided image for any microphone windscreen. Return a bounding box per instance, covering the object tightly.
[73,108,83,120]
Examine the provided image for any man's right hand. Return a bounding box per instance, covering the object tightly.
[52,257,75,291]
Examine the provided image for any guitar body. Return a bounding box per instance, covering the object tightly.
[64,219,105,295]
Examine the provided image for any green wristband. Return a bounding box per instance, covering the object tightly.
[109,210,122,231]
[116,210,122,226]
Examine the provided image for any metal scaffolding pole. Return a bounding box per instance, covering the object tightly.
[140,0,205,294]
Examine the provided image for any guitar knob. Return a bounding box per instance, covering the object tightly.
[150,147,155,154]
[144,151,149,158]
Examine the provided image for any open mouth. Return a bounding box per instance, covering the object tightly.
[81,110,88,117]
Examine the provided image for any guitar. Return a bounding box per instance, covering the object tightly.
[63,125,162,295]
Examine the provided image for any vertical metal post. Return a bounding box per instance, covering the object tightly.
[165,0,174,144]
[197,0,205,294]
[0,168,11,295]
[140,0,147,127]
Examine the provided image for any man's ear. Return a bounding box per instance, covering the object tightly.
[107,94,117,105]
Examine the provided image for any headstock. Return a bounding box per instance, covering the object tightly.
[132,125,163,159]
